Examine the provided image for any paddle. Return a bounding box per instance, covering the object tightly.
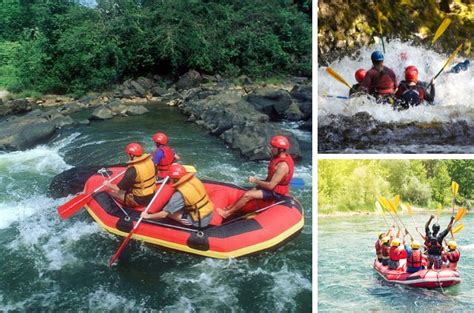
[436,203,442,223]
[376,6,385,53]
[375,201,390,227]
[322,94,349,99]
[378,196,400,229]
[326,67,355,91]
[183,165,196,173]
[108,176,170,267]
[57,169,127,219]
[388,196,408,231]
[432,17,451,45]
[450,223,464,241]
[451,181,459,217]
[454,207,467,223]
[429,43,463,87]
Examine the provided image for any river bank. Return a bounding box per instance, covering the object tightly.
[0,71,311,160]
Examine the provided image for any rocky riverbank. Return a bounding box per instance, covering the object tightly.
[0,71,311,160]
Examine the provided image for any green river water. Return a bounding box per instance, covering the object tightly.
[0,104,312,311]
[318,214,473,312]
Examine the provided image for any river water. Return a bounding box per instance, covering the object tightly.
[318,39,473,153]
[0,105,312,311]
[318,214,473,311]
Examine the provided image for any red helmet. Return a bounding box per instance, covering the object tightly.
[270,135,290,150]
[125,143,143,156]
[153,132,168,145]
[355,69,366,83]
[169,163,186,179]
[405,66,418,83]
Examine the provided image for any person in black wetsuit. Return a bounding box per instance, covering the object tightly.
[424,214,454,269]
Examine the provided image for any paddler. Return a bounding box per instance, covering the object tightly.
[349,69,366,97]
[375,226,392,262]
[152,132,180,180]
[425,214,455,269]
[448,59,470,73]
[404,233,424,273]
[395,66,435,109]
[388,237,406,270]
[360,51,397,104]
[442,241,460,270]
[104,143,156,207]
[141,163,214,228]
[217,135,294,219]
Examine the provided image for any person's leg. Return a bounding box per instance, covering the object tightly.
[109,190,126,203]
[218,189,264,219]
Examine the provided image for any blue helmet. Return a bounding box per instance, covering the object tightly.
[371,51,384,62]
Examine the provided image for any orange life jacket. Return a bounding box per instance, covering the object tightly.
[127,154,156,197]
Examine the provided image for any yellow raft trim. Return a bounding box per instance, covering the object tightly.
[85,205,304,258]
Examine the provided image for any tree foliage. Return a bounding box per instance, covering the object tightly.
[0,0,311,94]
[318,160,473,213]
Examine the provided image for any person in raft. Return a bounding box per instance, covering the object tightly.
[349,69,366,97]
[104,143,156,207]
[141,163,214,228]
[217,135,294,219]
[395,65,435,109]
[404,233,424,273]
[360,51,397,104]
[442,241,460,270]
[425,214,455,269]
[381,225,400,266]
[375,226,393,262]
[152,132,180,181]
[388,237,406,270]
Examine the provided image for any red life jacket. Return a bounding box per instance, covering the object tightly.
[375,240,383,257]
[363,66,397,96]
[447,250,460,263]
[426,238,443,255]
[154,145,175,178]
[389,246,404,261]
[381,244,390,260]
[407,249,422,268]
[266,153,294,195]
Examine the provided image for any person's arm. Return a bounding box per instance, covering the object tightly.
[141,192,184,219]
[425,214,434,235]
[438,216,455,241]
[390,68,397,89]
[152,149,164,166]
[424,80,435,102]
[104,167,135,192]
[415,226,426,240]
[251,162,289,191]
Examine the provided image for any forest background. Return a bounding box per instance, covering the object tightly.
[318,160,473,214]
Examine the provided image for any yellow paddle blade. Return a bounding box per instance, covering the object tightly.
[388,199,397,213]
[376,6,383,34]
[455,207,467,223]
[375,201,384,213]
[452,223,464,235]
[393,195,400,209]
[326,67,352,90]
[432,17,451,45]
[183,165,196,173]
[451,181,459,196]
[433,44,463,81]
[437,203,442,219]
[378,196,389,210]
[405,202,413,217]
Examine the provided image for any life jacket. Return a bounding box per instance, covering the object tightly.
[381,244,390,260]
[173,173,214,223]
[407,249,422,268]
[397,81,424,108]
[127,154,156,197]
[447,250,460,263]
[375,240,383,258]
[426,237,443,255]
[154,145,175,178]
[266,153,294,195]
[368,67,396,96]
[389,246,404,261]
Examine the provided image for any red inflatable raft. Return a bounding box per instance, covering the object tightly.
[82,167,304,258]
[373,259,461,289]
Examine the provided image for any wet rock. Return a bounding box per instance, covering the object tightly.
[246,88,292,120]
[151,86,168,97]
[90,106,114,120]
[0,98,32,117]
[0,109,71,151]
[285,102,305,121]
[126,105,149,116]
[176,70,202,90]
[106,99,128,114]
[220,123,302,161]
[130,80,147,97]
[59,101,86,115]
[136,77,154,91]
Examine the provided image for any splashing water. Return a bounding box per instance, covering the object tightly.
[319,39,473,124]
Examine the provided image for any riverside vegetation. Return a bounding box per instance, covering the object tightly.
[318,160,473,214]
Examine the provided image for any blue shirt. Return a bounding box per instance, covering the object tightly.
[152,148,164,166]
[404,244,422,273]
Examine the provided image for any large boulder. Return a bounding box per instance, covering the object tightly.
[0,109,71,151]
[246,88,292,120]
[106,99,128,114]
[0,98,32,117]
[176,70,202,91]
[90,106,114,120]
[220,123,302,161]
[126,105,149,116]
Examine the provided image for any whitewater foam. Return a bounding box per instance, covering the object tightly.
[319,39,473,124]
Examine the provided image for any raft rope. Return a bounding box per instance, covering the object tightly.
[218,200,288,227]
